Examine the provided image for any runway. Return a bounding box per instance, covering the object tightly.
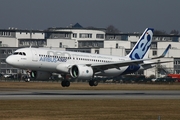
[0,89,180,100]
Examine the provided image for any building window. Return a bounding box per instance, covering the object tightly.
[79,33,92,38]
[1,50,6,54]
[59,42,62,48]
[116,43,118,48]
[95,50,99,54]
[151,43,157,48]
[1,59,5,64]
[96,34,104,39]
[174,60,180,65]
[73,33,77,38]
[65,34,69,38]
[152,50,157,56]
[7,50,12,54]
[94,43,98,47]
[0,32,11,36]
[131,42,136,48]
[88,42,92,47]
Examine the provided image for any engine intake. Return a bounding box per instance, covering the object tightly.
[70,65,93,79]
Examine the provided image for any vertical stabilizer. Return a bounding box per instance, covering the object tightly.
[127,28,154,60]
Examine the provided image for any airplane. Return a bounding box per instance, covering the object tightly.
[6,28,171,87]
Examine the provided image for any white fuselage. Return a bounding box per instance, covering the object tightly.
[6,48,135,77]
[6,28,157,79]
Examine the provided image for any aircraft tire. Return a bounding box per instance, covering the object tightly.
[61,80,70,87]
[89,80,94,86]
[93,80,98,86]
[61,80,66,87]
[65,81,70,87]
[89,80,98,86]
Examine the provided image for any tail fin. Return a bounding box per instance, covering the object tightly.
[127,28,154,60]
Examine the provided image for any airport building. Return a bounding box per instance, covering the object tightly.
[0,24,180,78]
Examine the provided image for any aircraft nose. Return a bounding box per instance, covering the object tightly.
[6,56,13,65]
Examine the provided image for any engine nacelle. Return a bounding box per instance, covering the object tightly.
[70,65,93,79]
[29,71,51,80]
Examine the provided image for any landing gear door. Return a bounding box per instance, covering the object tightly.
[31,49,38,62]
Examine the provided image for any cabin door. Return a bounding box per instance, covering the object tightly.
[31,49,38,62]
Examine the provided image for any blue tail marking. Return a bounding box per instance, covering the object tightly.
[127,28,154,60]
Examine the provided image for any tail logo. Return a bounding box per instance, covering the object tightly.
[129,29,153,59]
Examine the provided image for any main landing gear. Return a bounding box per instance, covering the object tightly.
[61,75,98,87]
[89,80,98,86]
[61,80,70,87]
[61,74,70,87]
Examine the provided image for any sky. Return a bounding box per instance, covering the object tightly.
[0,0,179,33]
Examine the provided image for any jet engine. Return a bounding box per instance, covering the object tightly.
[28,71,52,80]
[70,65,93,79]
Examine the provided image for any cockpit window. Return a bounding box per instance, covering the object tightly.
[13,52,26,56]
[13,52,19,55]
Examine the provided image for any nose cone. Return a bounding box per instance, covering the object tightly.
[6,56,13,65]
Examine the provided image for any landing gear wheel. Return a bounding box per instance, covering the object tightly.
[65,81,70,87]
[89,80,98,86]
[89,80,94,86]
[93,80,98,86]
[61,80,70,87]
[61,80,66,87]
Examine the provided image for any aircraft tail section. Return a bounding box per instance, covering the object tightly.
[127,28,154,60]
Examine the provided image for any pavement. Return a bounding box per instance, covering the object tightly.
[0,89,180,100]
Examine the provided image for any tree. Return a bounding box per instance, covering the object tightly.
[170,30,179,35]
[153,30,167,35]
[106,25,119,33]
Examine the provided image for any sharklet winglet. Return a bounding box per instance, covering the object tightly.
[151,44,171,59]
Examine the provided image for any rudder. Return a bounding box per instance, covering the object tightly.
[127,28,154,60]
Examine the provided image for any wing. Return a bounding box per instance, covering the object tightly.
[88,44,171,72]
